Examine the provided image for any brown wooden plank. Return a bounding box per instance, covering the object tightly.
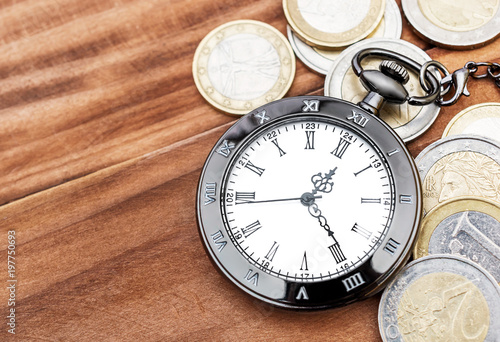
[0,123,382,340]
[0,0,499,340]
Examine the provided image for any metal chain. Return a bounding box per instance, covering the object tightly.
[351,49,499,109]
[420,60,500,106]
[465,61,500,87]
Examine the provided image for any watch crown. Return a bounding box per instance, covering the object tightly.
[380,60,409,85]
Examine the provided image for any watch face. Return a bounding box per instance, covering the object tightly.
[222,117,394,281]
[197,96,421,309]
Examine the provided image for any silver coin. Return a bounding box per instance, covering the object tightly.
[402,0,500,49]
[193,20,296,116]
[324,38,440,142]
[442,103,500,145]
[379,254,500,341]
[283,0,385,49]
[287,0,402,75]
[429,209,500,283]
[415,134,500,214]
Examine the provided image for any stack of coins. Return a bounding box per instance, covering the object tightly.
[413,103,500,271]
[379,103,500,341]
[284,0,402,75]
[284,0,449,143]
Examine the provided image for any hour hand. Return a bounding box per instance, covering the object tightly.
[311,167,337,194]
[306,201,346,264]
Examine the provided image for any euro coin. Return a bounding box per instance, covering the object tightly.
[402,0,500,49]
[413,196,500,284]
[442,103,500,144]
[193,20,295,116]
[287,0,401,75]
[415,134,500,214]
[379,254,500,341]
[283,0,386,49]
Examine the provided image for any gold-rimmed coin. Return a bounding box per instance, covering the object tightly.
[286,0,402,75]
[193,20,296,116]
[413,196,500,284]
[283,0,386,49]
[442,103,500,144]
[415,135,500,214]
[379,255,500,341]
[402,0,500,49]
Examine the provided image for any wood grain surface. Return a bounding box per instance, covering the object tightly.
[0,0,499,340]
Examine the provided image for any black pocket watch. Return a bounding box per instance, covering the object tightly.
[196,49,441,309]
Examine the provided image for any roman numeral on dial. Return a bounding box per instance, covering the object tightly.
[361,198,381,204]
[347,110,370,127]
[354,164,372,177]
[245,160,265,176]
[300,251,308,271]
[204,182,216,205]
[244,269,259,286]
[331,138,351,158]
[302,99,320,112]
[264,241,279,261]
[351,223,372,240]
[384,238,400,255]
[328,242,346,264]
[211,230,227,252]
[296,286,309,300]
[216,140,235,158]
[241,220,262,238]
[342,272,365,292]
[271,138,286,157]
[235,192,255,204]
[305,131,315,149]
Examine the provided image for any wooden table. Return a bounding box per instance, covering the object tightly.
[0,0,498,340]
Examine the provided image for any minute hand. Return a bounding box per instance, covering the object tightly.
[311,167,337,194]
[236,195,322,205]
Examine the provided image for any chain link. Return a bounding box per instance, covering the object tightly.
[420,60,500,106]
[465,61,500,83]
[352,49,499,108]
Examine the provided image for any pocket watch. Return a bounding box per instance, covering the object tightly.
[196,49,439,309]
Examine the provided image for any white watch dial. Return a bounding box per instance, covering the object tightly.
[222,116,395,281]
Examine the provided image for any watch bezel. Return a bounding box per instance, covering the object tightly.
[197,96,422,309]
